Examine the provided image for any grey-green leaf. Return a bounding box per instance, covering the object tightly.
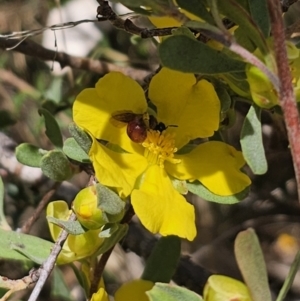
[176,0,214,24]
[16,143,45,167]
[52,267,73,301]
[159,35,246,74]
[0,228,53,265]
[41,150,73,181]
[240,105,267,175]
[69,123,92,154]
[46,216,86,235]
[96,183,125,215]
[216,0,268,54]
[234,228,272,301]
[276,251,300,301]
[38,108,63,149]
[142,236,181,283]
[0,177,11,230]
[148,283,203,301]
[63,137,91,163]
[187,181,248,204]
[248,0,270,38]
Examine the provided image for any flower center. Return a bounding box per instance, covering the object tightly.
[142,129,181,167]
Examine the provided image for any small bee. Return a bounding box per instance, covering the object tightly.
[111,111,174,143]
[111,111,151,143]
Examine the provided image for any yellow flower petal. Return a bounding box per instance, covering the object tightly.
[131,165,196,241]
[204,275,252,301]
[47,200,70,241]
[65,229,103,264]
[149,16,182,28]
[149,68,220,148]
[46,201,104,265]
[91,287,109,301]
[115,280,154,301]
[73,72,147,146]
[166,141,251,196]
[90,137,148,198]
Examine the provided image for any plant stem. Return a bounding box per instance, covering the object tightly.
[267,0,300,201]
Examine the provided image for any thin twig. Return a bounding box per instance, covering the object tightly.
[0,38,150,82]
[20,182,61,234]
[0,270,38,301]
[27,212,77,301]
[267,0,300,201]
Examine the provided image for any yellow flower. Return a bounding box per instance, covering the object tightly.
[73,68,251,241]
[204,275,252,301]
[47,201,104,265]
[114,279,154,301]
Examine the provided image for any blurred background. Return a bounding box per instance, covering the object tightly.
[1,0,300,300]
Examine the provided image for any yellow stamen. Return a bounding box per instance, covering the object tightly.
[142,129,181,167]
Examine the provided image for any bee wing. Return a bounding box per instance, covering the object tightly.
[110,110,135,128]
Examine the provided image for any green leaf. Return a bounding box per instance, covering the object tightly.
[15,143,46,167]
[0,177,11,230]
[38,108,63,149]
[96,183,125,215]
[176,0,214,24]
[235,26,256,52]
[142,236,181,283]
[69,123,92,154]
[148,283,203,301]
[52,267,73,301]
[214,84,232,113]
[240,105,267,175]
[187,181,249,204]
[0,228,53,265]
[234,228,272,301]
[41,150,73,181]
[216,0,268,54]
[159,35,246,74]
[96,224,128,255]
[276,251,300,301]
[248,0,270,38]
[63,138,91,163]
[172,27,195,39]
[46,216,86,235]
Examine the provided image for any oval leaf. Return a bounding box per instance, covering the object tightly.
[176,0,214,24]
[0,228,53,264]
[63,137,91,163]
[16,143,45,167]
[46,216,86,235]
[216,0,268,54]
[234,228,272,301]
[147,283,203,301]
[39,108,63,149]
[159,35,246,74]
[41,150,73,181]
[69,123,92,154]
[248,0,270,38]
[187,181,248,204]
[142,236,181,283]
[96,183,125,215]
[240,105,267,175]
